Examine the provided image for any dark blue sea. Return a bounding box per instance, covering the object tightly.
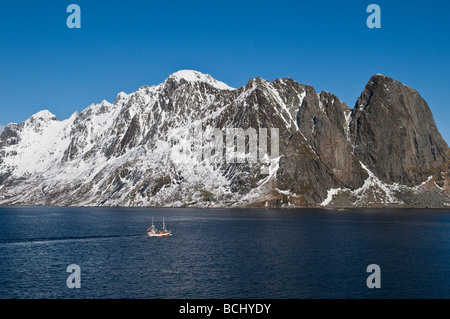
[0,206,449,299]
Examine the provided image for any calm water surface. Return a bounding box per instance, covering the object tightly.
[0,207,449,299]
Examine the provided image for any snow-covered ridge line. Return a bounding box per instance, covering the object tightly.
[7,70,235,127]
[168,70,236,91]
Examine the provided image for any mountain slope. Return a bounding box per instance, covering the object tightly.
[0,71,448,207]
[349,74,448,186]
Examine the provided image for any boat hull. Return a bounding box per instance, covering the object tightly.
[147,230,172,237]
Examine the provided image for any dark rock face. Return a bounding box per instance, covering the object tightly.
[0,124,20,148]
[0,71,448,207]
[295,85,368,189]
[349,74,449,186]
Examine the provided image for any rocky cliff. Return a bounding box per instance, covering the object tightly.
[0,71,448,207]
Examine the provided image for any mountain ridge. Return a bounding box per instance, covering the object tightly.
[0,71,448,208]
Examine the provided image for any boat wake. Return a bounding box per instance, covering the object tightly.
[0,234,143,245]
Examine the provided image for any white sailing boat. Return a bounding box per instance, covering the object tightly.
[147,217,172,237]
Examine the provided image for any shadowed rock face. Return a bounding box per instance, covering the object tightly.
[349,74,449,186]
[294,85,368,189]
[0,71,448,208]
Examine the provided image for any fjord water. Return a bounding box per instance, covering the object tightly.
[0,207,449,299]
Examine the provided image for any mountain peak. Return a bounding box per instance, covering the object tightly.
[372,73,389,79]
[351,73,448,187]
[29,110,57,122]
[367,73,414,91]
[167,70,235,91]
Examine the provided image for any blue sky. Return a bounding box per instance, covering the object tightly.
[0,0,449,143]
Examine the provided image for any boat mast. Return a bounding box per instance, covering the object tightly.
[163,217,166,231]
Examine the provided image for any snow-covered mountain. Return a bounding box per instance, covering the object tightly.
[0,70,448,207]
